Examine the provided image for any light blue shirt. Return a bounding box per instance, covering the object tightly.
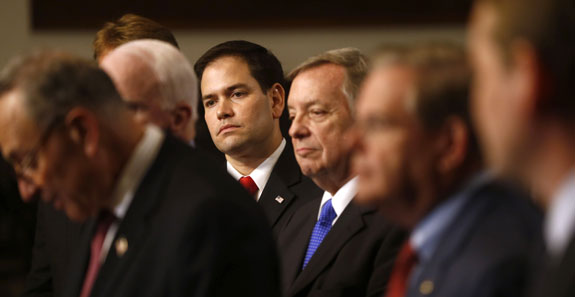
[409,172,492,286]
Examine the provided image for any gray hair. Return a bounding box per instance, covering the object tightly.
[102,39,199,121]
[0,50,124,129]
[288,48,368,111]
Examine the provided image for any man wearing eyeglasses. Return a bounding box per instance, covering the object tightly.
[0,51,280,297]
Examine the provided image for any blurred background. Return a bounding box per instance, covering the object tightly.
[0,0,469,70]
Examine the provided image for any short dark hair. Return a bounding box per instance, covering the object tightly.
[194,40,286,94]
[93,13,179,60]
[477,0,574,120]
[0,51,124,129]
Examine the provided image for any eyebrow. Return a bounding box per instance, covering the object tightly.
[202,83,251,101]
[288,99,325,110]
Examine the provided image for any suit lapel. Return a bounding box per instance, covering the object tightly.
[257,143,301,227]
[89,136,180,297]
[289,201,367,295]
[407,182,498,295]
[281,199,320,291]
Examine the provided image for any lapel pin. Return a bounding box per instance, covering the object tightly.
[275,196,285,204]
[115,236,129,257]
[419,280,434,295]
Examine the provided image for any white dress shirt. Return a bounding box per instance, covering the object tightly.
[100,125,165,262]
[227,139,286,201]
[545,169,575,257]
[317,177,358,225]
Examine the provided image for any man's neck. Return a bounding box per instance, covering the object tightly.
[313,169,354,197]
[226,135,283,176]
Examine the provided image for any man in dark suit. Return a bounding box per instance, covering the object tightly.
[468,0,574,296]
[353,43,543,297]
[279,48,405,297]
[194,41,322,237]
[22,16,203,297]
[0,51,279,297]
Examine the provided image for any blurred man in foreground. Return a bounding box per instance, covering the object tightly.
[468,0,574,295]
[353,43,543,297]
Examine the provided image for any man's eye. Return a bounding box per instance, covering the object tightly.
[126,102,148,111]
[310,110,327,117]
[231,91,246,98]
[204,99,216,108]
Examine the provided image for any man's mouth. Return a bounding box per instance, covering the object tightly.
[218,124,240,135]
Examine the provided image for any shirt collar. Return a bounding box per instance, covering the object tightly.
[318,176,358,223]
[109,125,165,220]
[227,139,286,200]
[545,169,575,257]
[410,171,492,262]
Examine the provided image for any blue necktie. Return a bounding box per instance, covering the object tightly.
[302,199,337,269]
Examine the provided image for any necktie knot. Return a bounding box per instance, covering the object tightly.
[318,199,337,225]
[239,176,259,197]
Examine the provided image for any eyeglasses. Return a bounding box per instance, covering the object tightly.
[6,117,62,177]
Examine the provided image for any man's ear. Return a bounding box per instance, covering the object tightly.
[508,39,541,120]
[268,83,286,119]
[64,107,100,158]
[170,103,192,136]
[436,117,469,174]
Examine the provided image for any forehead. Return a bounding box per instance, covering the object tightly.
[288,63,346,107]
[0,89,40,155]
[358,66,415,117]
[201,56,257,91]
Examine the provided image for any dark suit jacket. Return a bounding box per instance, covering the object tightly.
[22,202,85,297]
[278,197,406,297]
[406,181,543,297]
[531,234,575,297]
[61,136,280,297]
[258,143,323,237]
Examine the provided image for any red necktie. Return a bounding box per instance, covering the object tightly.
[385,242,418,297]
[239,176,259,197]
[79,211,115,297]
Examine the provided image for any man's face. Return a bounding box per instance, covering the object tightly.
[468,3,530,177]
[0,90,103,221]
[353,66,438,220]
[288,64,354,179]
[100,56,172,130]
[201,56,280,156]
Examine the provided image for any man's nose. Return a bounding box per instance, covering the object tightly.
[17,177,39,203]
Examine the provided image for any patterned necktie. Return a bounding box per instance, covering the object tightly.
[239,176,259,197]
[79,211,116,297]
[384,241,418,297]
[302,199,337,269]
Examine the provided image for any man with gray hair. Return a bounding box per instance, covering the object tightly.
[100,39,197,143]
[0,51,279,297]
[277,48,405,297]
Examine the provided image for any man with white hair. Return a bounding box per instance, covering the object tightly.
[100,39,197,143]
